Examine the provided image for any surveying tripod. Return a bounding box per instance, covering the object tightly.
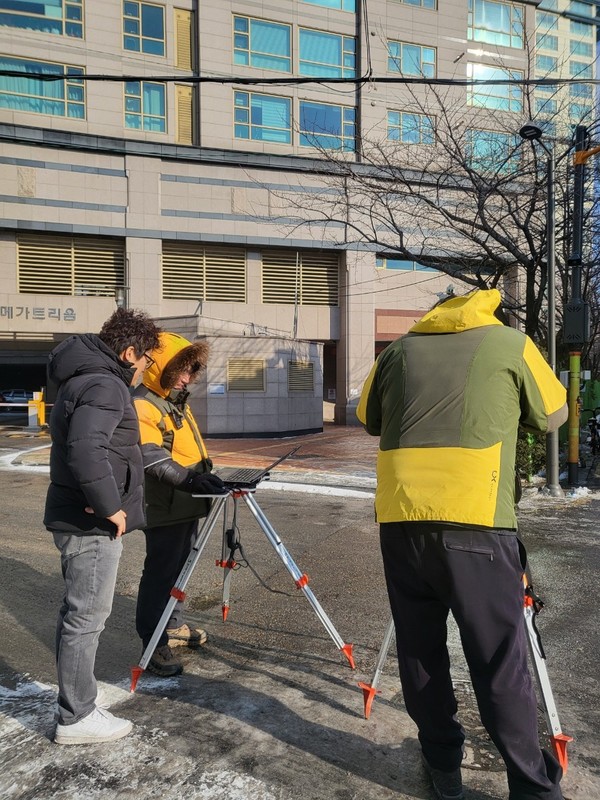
[357,576,572,773]
[130,488,355,691]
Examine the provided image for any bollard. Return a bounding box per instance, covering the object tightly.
[28,391,45,430]
[27,399,39,429]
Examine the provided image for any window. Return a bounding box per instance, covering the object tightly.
[387,111,434,144]
[570,83,593,98]
[17,234,124,296]
[227,359,265,392]
[570,40,593,57]
[0,0,83,38]
[536,81,555,94]
[392,0,436,8]
[387,41,436,77]
[568,1,594,16]
[0,56,84,118]
[468,0,524,49]
[535,97,557,114]
[288,361,315,392]
[467,63,523,112]
[539,120,556,138]
[466,130,520,174]
[570,61,593,78]
[376,256,438,272]
[570,103,592,120]
[536,33,558,50]
[162,243,247,301]
[124,81,166,131]
[299,29,356,78]
[570,19,592,35]
[123,1,165,56]
[233,17,291,72]
[537,11,559,30]
[299,101,355,151]
[234,91,291,144]
[536,54,557,72]
[302,0,356,11]
[262,250,339,305]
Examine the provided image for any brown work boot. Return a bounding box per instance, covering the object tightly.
[146,644,183,677]
[166,623,208,649]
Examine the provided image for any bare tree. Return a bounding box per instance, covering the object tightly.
[270,65,600,358]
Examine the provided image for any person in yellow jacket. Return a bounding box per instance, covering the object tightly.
[357,290,567,800]
[134,332,226,677]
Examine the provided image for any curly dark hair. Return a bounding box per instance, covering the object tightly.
[98,308,161,357]
[160,341,210,390]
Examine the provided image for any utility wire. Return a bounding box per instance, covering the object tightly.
[1,70,599,87]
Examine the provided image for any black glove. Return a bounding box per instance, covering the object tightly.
[181,471,227,495]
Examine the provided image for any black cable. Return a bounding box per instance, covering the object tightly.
[1,69,599,88]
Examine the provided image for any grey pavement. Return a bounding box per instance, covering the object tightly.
[0,425,599,800]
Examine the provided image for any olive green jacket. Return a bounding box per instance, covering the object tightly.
[357,290,567,529]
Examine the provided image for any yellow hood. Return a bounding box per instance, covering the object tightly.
[143,332,209,397]
[410,289,503,334]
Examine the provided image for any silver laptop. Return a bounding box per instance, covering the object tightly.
[211,446,301,488]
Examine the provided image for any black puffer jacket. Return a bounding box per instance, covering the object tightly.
[43,334,146,536]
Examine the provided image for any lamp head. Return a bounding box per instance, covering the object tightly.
[519,121,543,142]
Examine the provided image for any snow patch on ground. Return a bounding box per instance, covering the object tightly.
[0,676,281,800]
[263,481,375,498]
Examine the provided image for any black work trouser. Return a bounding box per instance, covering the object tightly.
[136,519,199,649]
[379,523,564,800]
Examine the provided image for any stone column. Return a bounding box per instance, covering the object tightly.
[335,249,375,425]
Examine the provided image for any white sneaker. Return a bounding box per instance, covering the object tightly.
[54,707,133,745]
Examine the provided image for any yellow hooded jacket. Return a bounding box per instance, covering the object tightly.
[133,332,212,528]
[357,290,567,529]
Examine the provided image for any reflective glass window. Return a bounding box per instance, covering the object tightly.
[302,0,356,11]
[387,41,436,77]
[0,0,83,37]
[233,17,291,72]
[234,91,291,143]
[124,81,166,131]
[0,56,85,117]
[123,1,165,56]
[387,111,434,144]
[299,29,356,78]
[468,0,524,48]
[299,101,356,151]
[467,63,523,112]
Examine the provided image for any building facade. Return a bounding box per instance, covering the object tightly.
[0,0,597,425]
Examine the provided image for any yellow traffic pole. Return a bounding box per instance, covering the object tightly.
[567,352,581,481]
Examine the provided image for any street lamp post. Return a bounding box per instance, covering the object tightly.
[519,122,563,496]
[564,125,599,485]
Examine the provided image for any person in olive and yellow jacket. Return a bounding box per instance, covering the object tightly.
[133,332,226,677]
[357,289,567,800]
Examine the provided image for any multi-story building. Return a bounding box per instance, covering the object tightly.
[0,0,597,431]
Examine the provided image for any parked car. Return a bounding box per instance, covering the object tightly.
[0,390,34,412]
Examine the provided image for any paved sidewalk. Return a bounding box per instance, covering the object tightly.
[5,422,600,495]
[6,423,379,489]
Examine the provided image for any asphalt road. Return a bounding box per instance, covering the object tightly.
[0,437,599,800]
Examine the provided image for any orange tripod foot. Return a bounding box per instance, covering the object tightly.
[222,604,230,622]
[552,733,573,774]
[358,681,381,719]
[341,643,355,670]
[130,665,144,693]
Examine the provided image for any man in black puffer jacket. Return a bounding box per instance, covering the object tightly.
[44,307,161,746]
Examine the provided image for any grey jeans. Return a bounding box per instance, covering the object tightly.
[53,533,123,725]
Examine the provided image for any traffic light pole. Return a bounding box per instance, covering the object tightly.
[545,147,563,496]
[565,125,598,485]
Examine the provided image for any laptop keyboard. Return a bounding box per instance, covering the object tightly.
[220,467,266,482]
